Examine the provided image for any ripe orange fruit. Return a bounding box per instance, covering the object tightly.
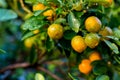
[71,36,87,53]
[33,3,46,11]
[32,3,55,20]
[89,51,102,62]
[85,33,100,48]
[47,24,63,39]
[24,37,35,48]
[85,16,102,33]
[99,27,113,40]
[78,59,92,74]
[43,9,55,20]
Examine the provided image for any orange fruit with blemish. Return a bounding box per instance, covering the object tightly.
[71,36,87,53]
[85,16,102,33]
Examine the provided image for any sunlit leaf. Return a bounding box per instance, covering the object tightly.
[22,16,47,30]
[68,12,80,33]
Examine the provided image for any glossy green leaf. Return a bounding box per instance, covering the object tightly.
[0,9,17,21]
[96,75,110,80]
[104,40,119,54]
[35,73,45,80]
[22,16,47,30]
[68,12,80,33]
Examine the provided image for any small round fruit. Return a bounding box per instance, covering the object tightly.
[71,36,87,53]
[85,16,102,33]
[89,51,102,62]
[33,3,46,11]
[85,33,100,48]
[78,59,92,74]
[24,37,34,48]
[99,27,113,40]
[47,24,63,39]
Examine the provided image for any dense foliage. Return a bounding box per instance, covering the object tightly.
[0,0,120,80]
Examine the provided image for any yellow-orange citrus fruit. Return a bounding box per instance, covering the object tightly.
[99,27,113,40]
[47,24,63,39]
[85,33,100,48]
[33,3,55,20]
[78,59,92,74]
[85,16,102,33]
[43,9,55,20]
[71,36,87,53]
[33,3,46,11]
[33,30,40,34]
[89,51,102,62]
[24,37,35,48]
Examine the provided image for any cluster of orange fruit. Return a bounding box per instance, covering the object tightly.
[71,16,112,74]
[23,0,113,75]
[79,51,102,74]
[71,16,113,53]
[33,3,56,20]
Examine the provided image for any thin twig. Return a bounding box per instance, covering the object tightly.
[19,0,32,13]
[37,67,63,80]
[0,62,30,73]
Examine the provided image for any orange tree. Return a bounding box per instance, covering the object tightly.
[0,0,120,80]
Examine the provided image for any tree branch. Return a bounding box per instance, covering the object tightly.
[0,62,30,73]
[19,0,32,13]
[0,62,63,80]
[37,67,63,80]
